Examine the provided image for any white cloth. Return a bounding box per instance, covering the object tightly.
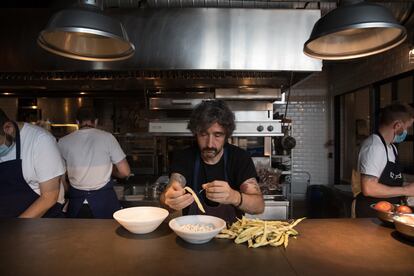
[58,128,126,191]
[0,123,66,204]
[358,134,397,178]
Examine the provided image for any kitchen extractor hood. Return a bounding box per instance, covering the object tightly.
[303,1,407,60]
[0,7,322,91]
[38,0,135,61]
[102,8,321,71]
[4,8,322,72]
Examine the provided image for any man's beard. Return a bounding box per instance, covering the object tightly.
[201,147,221,158]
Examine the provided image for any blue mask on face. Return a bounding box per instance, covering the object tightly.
[0,141,15,157]
[393,129,407,144]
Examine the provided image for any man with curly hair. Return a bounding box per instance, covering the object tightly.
[160,100,264,222]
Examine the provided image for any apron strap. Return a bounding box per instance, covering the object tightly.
[376,132,390,162]
[11,121,21,160]
[390,144,398,162]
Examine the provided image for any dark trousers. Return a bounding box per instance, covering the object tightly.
[77,204,94,219]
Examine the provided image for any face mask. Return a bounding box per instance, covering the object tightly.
[393,129,407,144]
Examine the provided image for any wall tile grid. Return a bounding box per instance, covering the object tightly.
[274,88,330,198]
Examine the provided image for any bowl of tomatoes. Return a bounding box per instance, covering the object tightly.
[370,201,413,224]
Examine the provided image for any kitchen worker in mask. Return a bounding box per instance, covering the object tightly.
[58,107,130,219]
[0,108,66,218]
[356,102,414,217]
[160,100,264,223]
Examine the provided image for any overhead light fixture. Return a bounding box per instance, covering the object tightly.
[304,1,407,60]
[37,0,135,62]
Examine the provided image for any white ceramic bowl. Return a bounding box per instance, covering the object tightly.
[393,214,414,241]
[113,207,169,234]
[169,215,226,244]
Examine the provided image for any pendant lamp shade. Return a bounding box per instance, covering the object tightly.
[303,3,407,60]
[38,8,135,62]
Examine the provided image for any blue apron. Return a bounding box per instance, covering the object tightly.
[0,122,64,218]
[67,180,121,219]
[355,133,404,218]
[186,147,243,223]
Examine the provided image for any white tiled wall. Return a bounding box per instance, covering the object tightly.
[274,88,331,197]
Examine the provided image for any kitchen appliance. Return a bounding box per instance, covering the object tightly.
[148,102,283,159]
[116,133,158,175]
[149,92,283,158]
[149,90,214,110]
[149,120,282,137]
[246,195,290,220]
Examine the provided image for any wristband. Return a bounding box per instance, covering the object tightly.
[236,191,243,208]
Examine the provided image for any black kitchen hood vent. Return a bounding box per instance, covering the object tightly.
[0,71,306,81]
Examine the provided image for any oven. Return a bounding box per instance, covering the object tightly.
[116,134,158,175]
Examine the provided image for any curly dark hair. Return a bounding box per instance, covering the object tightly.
[187,100,235,138]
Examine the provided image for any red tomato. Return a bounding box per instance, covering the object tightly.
[396,205,413,214]
[374,201,393,212]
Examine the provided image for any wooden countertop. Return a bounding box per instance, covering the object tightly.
[0,217,413,276]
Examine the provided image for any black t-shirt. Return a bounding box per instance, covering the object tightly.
[169,142,258,192]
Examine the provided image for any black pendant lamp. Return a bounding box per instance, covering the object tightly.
[304,1,407,60]
[37,0,135,62]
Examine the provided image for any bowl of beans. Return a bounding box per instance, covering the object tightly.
[169,215,226,244]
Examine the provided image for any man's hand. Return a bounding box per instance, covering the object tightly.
[163,182,194,211]
[202,180,239,205]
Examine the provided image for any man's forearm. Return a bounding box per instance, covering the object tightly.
[236,178,265,214]
[112,160,131,179]
[18,196,57,218]
[239,194,264,214]
[361,175,407,198]
[237,193,264,214]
